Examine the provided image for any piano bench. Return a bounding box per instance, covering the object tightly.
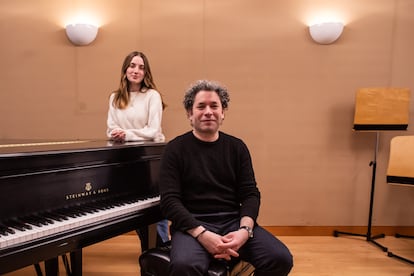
[139,245,254,276]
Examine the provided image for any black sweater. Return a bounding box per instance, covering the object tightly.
[159,131,261,232]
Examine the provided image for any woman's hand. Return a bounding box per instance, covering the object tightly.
[111,129,126,142]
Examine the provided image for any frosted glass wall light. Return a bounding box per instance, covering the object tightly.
[65,23,98,46]
[309,22,344,44]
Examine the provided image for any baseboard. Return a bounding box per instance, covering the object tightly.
[263,226,414,236]
[126,226,414,236]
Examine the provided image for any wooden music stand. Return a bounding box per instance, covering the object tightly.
[333,88,411,253]
[353,87,410,131]
[386,135,414,265]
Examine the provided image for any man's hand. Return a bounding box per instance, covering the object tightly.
[197,229,249,261]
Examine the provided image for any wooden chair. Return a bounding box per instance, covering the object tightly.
[386,135,414,265]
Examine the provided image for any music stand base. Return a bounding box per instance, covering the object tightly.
[395,233,414,239]
[387,251,414,265]
[386,233,414,265]
[333,230,388,252]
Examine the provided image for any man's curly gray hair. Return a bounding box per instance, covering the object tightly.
[183,80,230,111]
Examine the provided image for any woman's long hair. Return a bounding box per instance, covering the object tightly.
[111,51,166,109]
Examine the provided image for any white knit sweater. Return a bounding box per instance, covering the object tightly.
[106,89,165,142]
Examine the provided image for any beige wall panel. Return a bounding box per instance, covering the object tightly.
[138,0,205,138]
[371,0,414,226]
[0,0,413,227]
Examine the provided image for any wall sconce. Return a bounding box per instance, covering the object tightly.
[65,23,98,46]
[309,22,344,45]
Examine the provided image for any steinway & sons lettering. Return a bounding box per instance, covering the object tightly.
[65,188,110,200]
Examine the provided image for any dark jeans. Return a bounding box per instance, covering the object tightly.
[137,219,170,251]
[169,213,293,276]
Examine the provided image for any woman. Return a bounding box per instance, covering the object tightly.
[106,51,169,245]
[107,51,166,142]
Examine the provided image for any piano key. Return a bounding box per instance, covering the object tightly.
[53,209,75,219]
[0,224,15,236]
[1,227,32,247]
[4,220,31,232]
[22,219,42,228]
[44,212,68,222]
[21,215,49,227]
[0,195,160,249]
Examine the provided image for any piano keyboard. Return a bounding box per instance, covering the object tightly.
[0,196,160,249]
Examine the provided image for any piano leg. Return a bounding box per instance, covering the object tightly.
[137,226,149,251]
[148,223,157,249]
[137,223,158,252]
[40,251,82,276]
[34,263,43,276]
[70,250,82,276]
[36,223,157,276]
[44,257,59,276]
[62,254,71,274]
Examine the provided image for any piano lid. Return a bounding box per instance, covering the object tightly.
[0,139,166,176]
[0,139,166,155]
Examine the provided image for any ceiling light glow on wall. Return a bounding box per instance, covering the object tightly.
[309,22,344,45]
[65,23,98,46]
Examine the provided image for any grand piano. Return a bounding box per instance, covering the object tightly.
[0,139,165,275]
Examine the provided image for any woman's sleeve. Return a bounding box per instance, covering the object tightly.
[106,94,121,139]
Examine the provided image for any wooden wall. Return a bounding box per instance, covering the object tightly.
[0,0,413,228]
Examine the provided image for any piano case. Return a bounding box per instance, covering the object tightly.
[0,140,166,274]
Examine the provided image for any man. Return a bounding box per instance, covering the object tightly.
[159,80,293,275]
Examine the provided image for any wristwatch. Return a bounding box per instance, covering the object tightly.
[239,225,254,238]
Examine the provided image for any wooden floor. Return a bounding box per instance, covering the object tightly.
[4,234,414,276]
